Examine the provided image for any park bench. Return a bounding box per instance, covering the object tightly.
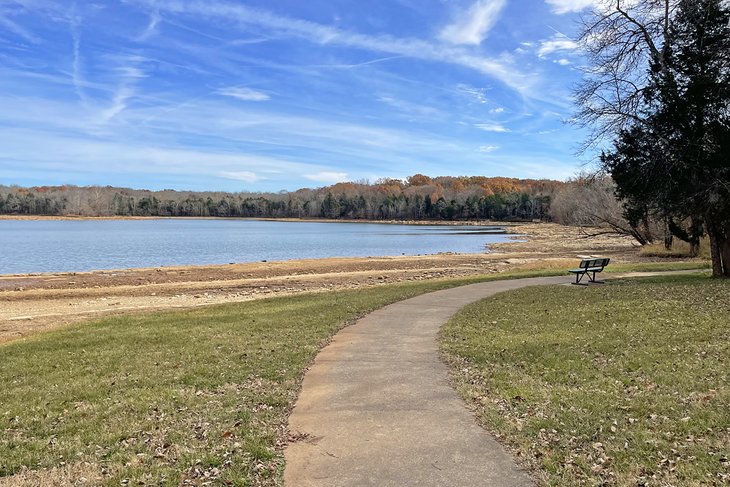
[569,257,610,285]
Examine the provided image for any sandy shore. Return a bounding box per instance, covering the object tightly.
[0,223,638,343]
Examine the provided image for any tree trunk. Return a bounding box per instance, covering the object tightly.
[709,235,722,277]
[706,216,724,278]
[721,235,730,278]
[630,228,649,246]
[690,240,700,258]
[664,218,673,250]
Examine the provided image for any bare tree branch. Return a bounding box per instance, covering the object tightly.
[573,1,678,151]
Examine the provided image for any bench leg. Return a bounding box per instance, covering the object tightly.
[571,272,588,285]
[590,271,605,284]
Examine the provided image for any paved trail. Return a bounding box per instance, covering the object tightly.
[285,276,570,487]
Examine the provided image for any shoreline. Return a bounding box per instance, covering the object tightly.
[0,222,634,282]
[0,251,498,280]
[0,214,519,226]
[0,223,644,344]
[0,216,518,277]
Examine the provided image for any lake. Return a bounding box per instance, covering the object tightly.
[0,219,513,274]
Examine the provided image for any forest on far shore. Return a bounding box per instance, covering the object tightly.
[0,175,561,222]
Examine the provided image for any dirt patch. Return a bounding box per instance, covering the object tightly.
[0,223,639,344]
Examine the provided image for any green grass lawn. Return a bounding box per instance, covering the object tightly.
[2,277,502,486]
[2,269,584,486]
[441,274,729,486]
[0,262,714,486]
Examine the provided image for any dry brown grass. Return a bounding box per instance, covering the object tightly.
[0,462,103,486]
[639,238,711,259]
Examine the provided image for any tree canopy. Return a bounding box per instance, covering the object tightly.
[579,0,730,276]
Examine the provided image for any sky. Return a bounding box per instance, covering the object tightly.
[0,0,601,192]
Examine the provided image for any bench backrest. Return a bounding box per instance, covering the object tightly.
[579,257,610,269]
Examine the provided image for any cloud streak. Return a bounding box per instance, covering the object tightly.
[216,86,270,102]
[439,0,507,45]
[0,127,331,180]
[474,123,510,133]
[304,171,349,183]
[69,13,88,104]
[457,83,489,104]
[219,170,259,183]
[137,9,161,41]
[537,34,579,58]
[377,95,440,117]
[128,0,536,96]
[0,14,40,43]
[545,0,600,14]
[100,61,148,122]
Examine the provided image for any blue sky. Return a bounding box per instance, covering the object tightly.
[0,0,599,192]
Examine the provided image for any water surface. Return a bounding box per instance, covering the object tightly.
[0,219,511,274]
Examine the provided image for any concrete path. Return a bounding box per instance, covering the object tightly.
[284,276,570,487]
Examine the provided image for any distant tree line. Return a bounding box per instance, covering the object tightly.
[0,175,561,222]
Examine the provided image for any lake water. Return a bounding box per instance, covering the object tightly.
[0,219,512,274]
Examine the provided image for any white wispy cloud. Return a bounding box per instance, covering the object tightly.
[474,123,510,133]
[304,171,349,183]
[216,86,271,101]
[137,9,161,41]
[439,0,507,45]
[537,33,579,58]
[0,0,589,188]
[0,127,324,178]
[127,0,536,96]
[556,58,571,65]
[377,95,440,117]
[0,14,40,43]
[457,83,488,104]
[69,14,88,104]
[100,61,148,123]
[100,85,135,122]
[219,170,259,183]
[0,90,471,186]
[545,0,600,14]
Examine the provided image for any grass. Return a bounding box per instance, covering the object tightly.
[512,259,709,274]
[606,260,710,273]
[0,262,713,485]
[0,269,572,486]
[639,238,711,259]
[441,274,730,486]
[0,277,486,486]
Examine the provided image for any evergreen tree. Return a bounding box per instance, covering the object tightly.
[602,0,730,276]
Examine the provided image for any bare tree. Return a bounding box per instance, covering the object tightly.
[550,172,657,244]
[574,0,677,150]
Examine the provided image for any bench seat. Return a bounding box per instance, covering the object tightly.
[569,258,610,285]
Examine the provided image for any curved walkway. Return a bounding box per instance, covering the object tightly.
[284,276,570,487]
